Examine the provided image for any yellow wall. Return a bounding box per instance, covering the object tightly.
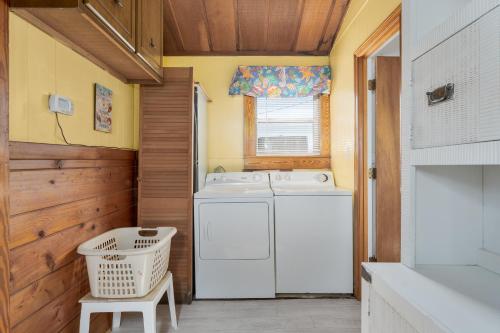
[165,56,330,171]
[9,13,137,149]
[329,0,400,189]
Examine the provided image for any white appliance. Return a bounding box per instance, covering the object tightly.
[194,172,275,299]
[193,83,209,192]
[270,171,353,294]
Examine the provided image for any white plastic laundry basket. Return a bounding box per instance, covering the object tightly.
[77,227,177,298]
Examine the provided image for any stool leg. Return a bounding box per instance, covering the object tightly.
[112,312,121,330]
[79,306,91,333]
[143,305,157,333]
[167,277,178,329]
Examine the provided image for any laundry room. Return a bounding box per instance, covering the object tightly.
[2,0,500,333]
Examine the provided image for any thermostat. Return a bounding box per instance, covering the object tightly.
[49,94,74,115]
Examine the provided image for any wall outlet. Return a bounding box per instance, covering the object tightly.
[49,94,74,115]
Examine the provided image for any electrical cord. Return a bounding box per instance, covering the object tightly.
[55,112,71,145]
[54,111,133,151]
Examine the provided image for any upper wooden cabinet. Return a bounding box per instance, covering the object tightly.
[85,0,136,49]
[137,0,162,73]
[10,0,163,83]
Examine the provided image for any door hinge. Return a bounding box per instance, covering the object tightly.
[368,167,376,180]
[368,79,376,91]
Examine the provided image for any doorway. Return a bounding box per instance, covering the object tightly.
[352,5,401,299]
[366,35,401,262]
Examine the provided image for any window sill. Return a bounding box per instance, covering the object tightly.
[244,156,331,170]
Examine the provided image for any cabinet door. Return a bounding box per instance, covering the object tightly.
[137,0,163,73]
[84,0,136,49]
[198,202,270,260]
[139,68,193,303]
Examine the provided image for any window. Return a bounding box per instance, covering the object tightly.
[256,96,321,156]
[244,95,330,170]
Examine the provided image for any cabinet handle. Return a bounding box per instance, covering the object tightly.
[149,38,156,49]
[114,0,124,8]
[426,83,454,106]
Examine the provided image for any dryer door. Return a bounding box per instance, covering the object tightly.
[198,202,270,260]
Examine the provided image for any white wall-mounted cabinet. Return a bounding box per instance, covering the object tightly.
[363,1,500,332]
[412,6,500,148]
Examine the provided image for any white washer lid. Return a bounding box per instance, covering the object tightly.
[195,172,273,199]
[270,170,351,196]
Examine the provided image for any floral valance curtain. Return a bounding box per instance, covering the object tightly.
[228,66,331,98]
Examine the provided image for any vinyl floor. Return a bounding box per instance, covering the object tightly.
[114,298,361,333]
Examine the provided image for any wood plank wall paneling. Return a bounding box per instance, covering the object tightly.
[139,67,194,304]
[0,0,10,331]
[7,142,137,333]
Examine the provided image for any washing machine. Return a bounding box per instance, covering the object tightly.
[194,172,275,298]
[270,170,353,294]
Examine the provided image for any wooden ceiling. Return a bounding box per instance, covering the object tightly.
[163,0,350,56]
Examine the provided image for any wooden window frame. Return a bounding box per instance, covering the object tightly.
[243,94,331,170]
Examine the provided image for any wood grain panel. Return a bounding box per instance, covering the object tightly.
[9,166,133,215]
[10,207,133,292]
[295,0,333,52]
[7,142,137,332]
[9,141,135,160]
[139,67,193,303]
[86,0,136,46]
[320,94,331,156]
[10,258,87,326]
[244,156,331,170]
[137,0,163,72]
[203,0,237,51]
[375,56,401,262]
[0,0,9,331]
[9,158,133,170]
[267,0,303,51]
[237,0,269,51]
[164,0,351,55]
[318,0,350,52]
[11,283,88,333]
[167,0,210,51]
[243,96,256,157]
[9,189,133,249]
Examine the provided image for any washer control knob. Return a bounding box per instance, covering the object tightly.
[284,174,291,181]
[253,174,262,182]
[275,174,281,181]
[319,173,329,182]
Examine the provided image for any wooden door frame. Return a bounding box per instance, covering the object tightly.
[0,0,9,331]
[353,5,401,299]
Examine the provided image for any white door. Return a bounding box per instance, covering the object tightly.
[198,202,270,260]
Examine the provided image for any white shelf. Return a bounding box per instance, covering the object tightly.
[363,263,500,333]
[410,141,500,166]
[415,265,500,311]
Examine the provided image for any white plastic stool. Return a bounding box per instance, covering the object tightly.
[79,272,177,333]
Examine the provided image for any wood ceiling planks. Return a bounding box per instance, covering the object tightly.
[167,0,211,52]
[295,0,333,52]
[237,0,269,51]
[164,0,350,56]
[203,0,238,52]
[267,0,303,51]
